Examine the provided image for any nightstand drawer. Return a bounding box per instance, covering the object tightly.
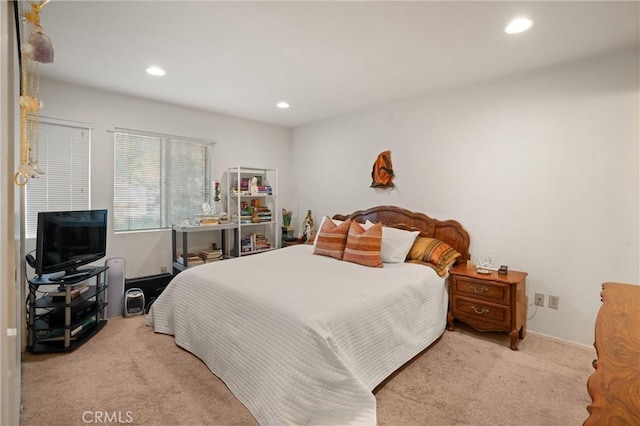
[452,296,509,325]
[453,277,509,305]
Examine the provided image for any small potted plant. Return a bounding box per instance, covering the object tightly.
[282,209,294,241]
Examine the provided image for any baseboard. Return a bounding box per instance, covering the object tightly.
[527,330,594,349]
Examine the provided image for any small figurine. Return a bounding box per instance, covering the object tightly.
[214,181,221,202]
[250,177,259,195]
[301,210,315,242]
[251,209,261,223]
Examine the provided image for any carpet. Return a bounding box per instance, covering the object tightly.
[21,316,595,425]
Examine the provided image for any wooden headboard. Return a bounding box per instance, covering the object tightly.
[333,205,470,263]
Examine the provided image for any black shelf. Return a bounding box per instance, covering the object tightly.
[28,266,109,286]
[33,301,108,331]
[30,320,107,353]
[27,266,109,353]
[33,285,108,309]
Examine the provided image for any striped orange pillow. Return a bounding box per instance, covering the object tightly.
[313,217,352,259]
[343,221,383,268]
[406,237,461,277]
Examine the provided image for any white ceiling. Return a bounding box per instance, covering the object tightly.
[37,1,639,128]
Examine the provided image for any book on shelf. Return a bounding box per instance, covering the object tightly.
[177,253,205,266]
[199,249,223,262]
[240,233,272,252]
[48,284,90,299]
[36,330,75,343]
[38,317,96,343]
[231,185,272,196]
[257,186,272,194]
[71,317,96,337]
[199,249,222,257]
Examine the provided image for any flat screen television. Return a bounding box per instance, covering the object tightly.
[35,209,108,281]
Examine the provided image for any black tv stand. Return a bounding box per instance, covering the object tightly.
[49,267,97,283]
[27,266,109,353]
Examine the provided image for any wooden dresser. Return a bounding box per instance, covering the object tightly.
[584,282,640,425]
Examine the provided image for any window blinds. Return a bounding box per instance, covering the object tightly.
[25,120,91,238]
[113,130,213,232]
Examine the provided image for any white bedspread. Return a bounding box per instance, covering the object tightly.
[146,244,448,425]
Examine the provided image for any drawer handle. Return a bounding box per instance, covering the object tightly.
[469,285,489,294]
[470,305,489,315]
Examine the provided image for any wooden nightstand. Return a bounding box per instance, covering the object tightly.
[282,239,304,248]
[447,264,528,350]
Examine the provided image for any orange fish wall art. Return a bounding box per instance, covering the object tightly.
[370,150,394,189]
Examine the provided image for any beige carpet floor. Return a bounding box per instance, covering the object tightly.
[21,316,595,426]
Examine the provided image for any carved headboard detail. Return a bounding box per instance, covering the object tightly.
[333,205,470,263]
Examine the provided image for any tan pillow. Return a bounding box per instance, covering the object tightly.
[342,221,383,268]
[406,237,461,277]
[313,217,351,259]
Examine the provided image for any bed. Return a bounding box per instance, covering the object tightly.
[146,205,470,425]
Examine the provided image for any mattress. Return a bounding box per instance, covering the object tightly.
[146,244,448,425]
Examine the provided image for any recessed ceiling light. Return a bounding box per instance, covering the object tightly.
[276,101,290,109]
[505,17,533,34]
[146,66,166,76]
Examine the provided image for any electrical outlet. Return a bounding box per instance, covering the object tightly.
[534,293,545,307]
[160,266,167,274]
[549,295,560,309]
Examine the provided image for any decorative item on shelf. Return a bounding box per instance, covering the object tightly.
[239,202,252,224]
[370,150,394,189]
[251,208,261,223]
[282,227,296,242]
[196,202,220,224]
[474,251,498,274]
[282,209,292,227]
[214,181,221,202]
[498,265,509,275]
[15,0,54,186]
[250,177,259,195]
[282,208,295,241]
[301,210,315,242]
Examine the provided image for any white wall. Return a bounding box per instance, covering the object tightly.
[291,48,639,345]
[38,79,292,278]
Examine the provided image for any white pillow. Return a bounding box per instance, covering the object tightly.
[365,220,419,263]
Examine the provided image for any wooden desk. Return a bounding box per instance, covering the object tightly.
[584,282,640,425]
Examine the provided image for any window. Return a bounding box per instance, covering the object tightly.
[113,129,214,232]
[25,119,91,238]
